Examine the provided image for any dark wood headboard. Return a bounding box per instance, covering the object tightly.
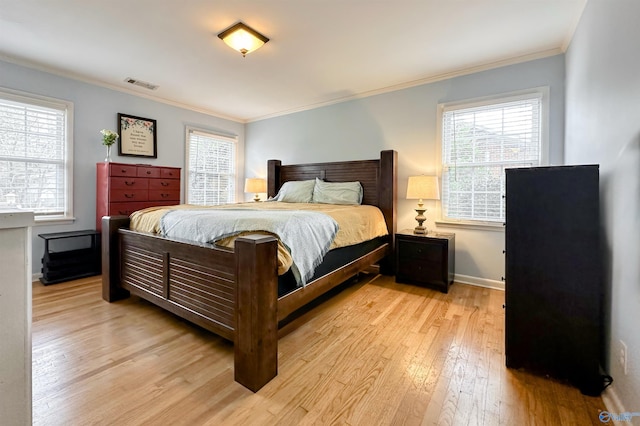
[267,150,397,241]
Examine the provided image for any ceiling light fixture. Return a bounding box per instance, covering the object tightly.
[217,22,269,57]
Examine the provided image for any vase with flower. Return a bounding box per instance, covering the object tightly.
[101,129,119,162]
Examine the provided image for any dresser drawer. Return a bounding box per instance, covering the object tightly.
[108,202,148,216]
[161,167,180,179]
[137,167,161,178]
[109,176,149,190]
[148,189,180,202]
[109,189,148,202]
[149,179,180,191]
[109,164,138,177]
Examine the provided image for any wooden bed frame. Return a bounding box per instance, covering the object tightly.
[101,150,397,392]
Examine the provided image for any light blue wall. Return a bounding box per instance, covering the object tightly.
[1,53,567,285]
[246,55,566,284]
[565,0,640,412]
[0,59,245,273]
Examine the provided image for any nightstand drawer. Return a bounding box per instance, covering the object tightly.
[397,239,444,263]
[397,259,442,283]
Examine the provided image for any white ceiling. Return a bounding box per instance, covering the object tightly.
[0,0,586,123]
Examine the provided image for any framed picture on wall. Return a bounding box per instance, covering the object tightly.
[117,113,157,158]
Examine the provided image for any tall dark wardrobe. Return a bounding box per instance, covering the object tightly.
[504,165,607,396]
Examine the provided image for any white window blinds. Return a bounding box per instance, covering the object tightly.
[186,128,236,205]
[0,90,72,219]
[441,92,543,223]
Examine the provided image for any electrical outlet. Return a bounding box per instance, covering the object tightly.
[619,340,628,375]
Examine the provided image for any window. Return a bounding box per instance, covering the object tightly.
[185,127,236,205]
[0,88,74,221]
[439,89,547,224]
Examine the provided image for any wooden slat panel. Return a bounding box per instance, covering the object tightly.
[169,257,236,328]
[120,230,236,276]
[169,290,234,327]
[122,244,163,296]
[170,257,235,300]
[279,159,381,206]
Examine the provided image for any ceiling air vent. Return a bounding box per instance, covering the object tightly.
[124,77,159,91]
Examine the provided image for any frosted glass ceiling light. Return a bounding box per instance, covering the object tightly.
[218,22,269,57]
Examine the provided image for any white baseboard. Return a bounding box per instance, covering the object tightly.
[601,385,638,425]
[454,273,504,291]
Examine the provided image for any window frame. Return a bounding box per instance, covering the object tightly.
[435,87,549,230]
[0,87,74,223]
[184,126,238,206]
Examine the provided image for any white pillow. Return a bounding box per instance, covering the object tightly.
[273,179,315,203]
[312,178,363,205]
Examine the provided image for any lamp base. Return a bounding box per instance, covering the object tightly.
[414,207,427,234]
[253,194,261,202]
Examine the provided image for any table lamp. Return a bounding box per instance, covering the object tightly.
[406,175,440,234]
[244,178,267,202]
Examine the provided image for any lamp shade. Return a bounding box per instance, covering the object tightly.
[406,175,440,200]
[244,178,267,194]
[218,22,269,57]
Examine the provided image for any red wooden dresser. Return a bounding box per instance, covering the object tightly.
[96,162,181,231]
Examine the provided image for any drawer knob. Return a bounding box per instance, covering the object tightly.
[146,171,152,174]
[125,181,134,186]
[161,182,169,186]
[125,193,134,199]
[161,193,169,198]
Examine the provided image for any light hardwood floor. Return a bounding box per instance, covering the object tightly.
[32,274,605,425]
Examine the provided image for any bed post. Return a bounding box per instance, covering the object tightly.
[101,215,130,302]
[379,150,397,275]
[267,159,282,199]
[234,234,279,392]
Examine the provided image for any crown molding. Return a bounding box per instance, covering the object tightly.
[247,47,563,123]
[1,47,563,126]
[0,53,245,124]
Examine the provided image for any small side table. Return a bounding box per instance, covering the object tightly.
[395,229,455,293]
[38,230,101,285]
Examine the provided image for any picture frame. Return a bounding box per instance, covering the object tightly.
[117,113,157,158]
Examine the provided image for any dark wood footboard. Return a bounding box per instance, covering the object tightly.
[102,216,280,391]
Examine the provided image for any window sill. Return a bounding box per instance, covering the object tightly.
[435,220,505,232]
[34,216,76,226]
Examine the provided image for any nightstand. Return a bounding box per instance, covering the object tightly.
[395,229,455,293]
